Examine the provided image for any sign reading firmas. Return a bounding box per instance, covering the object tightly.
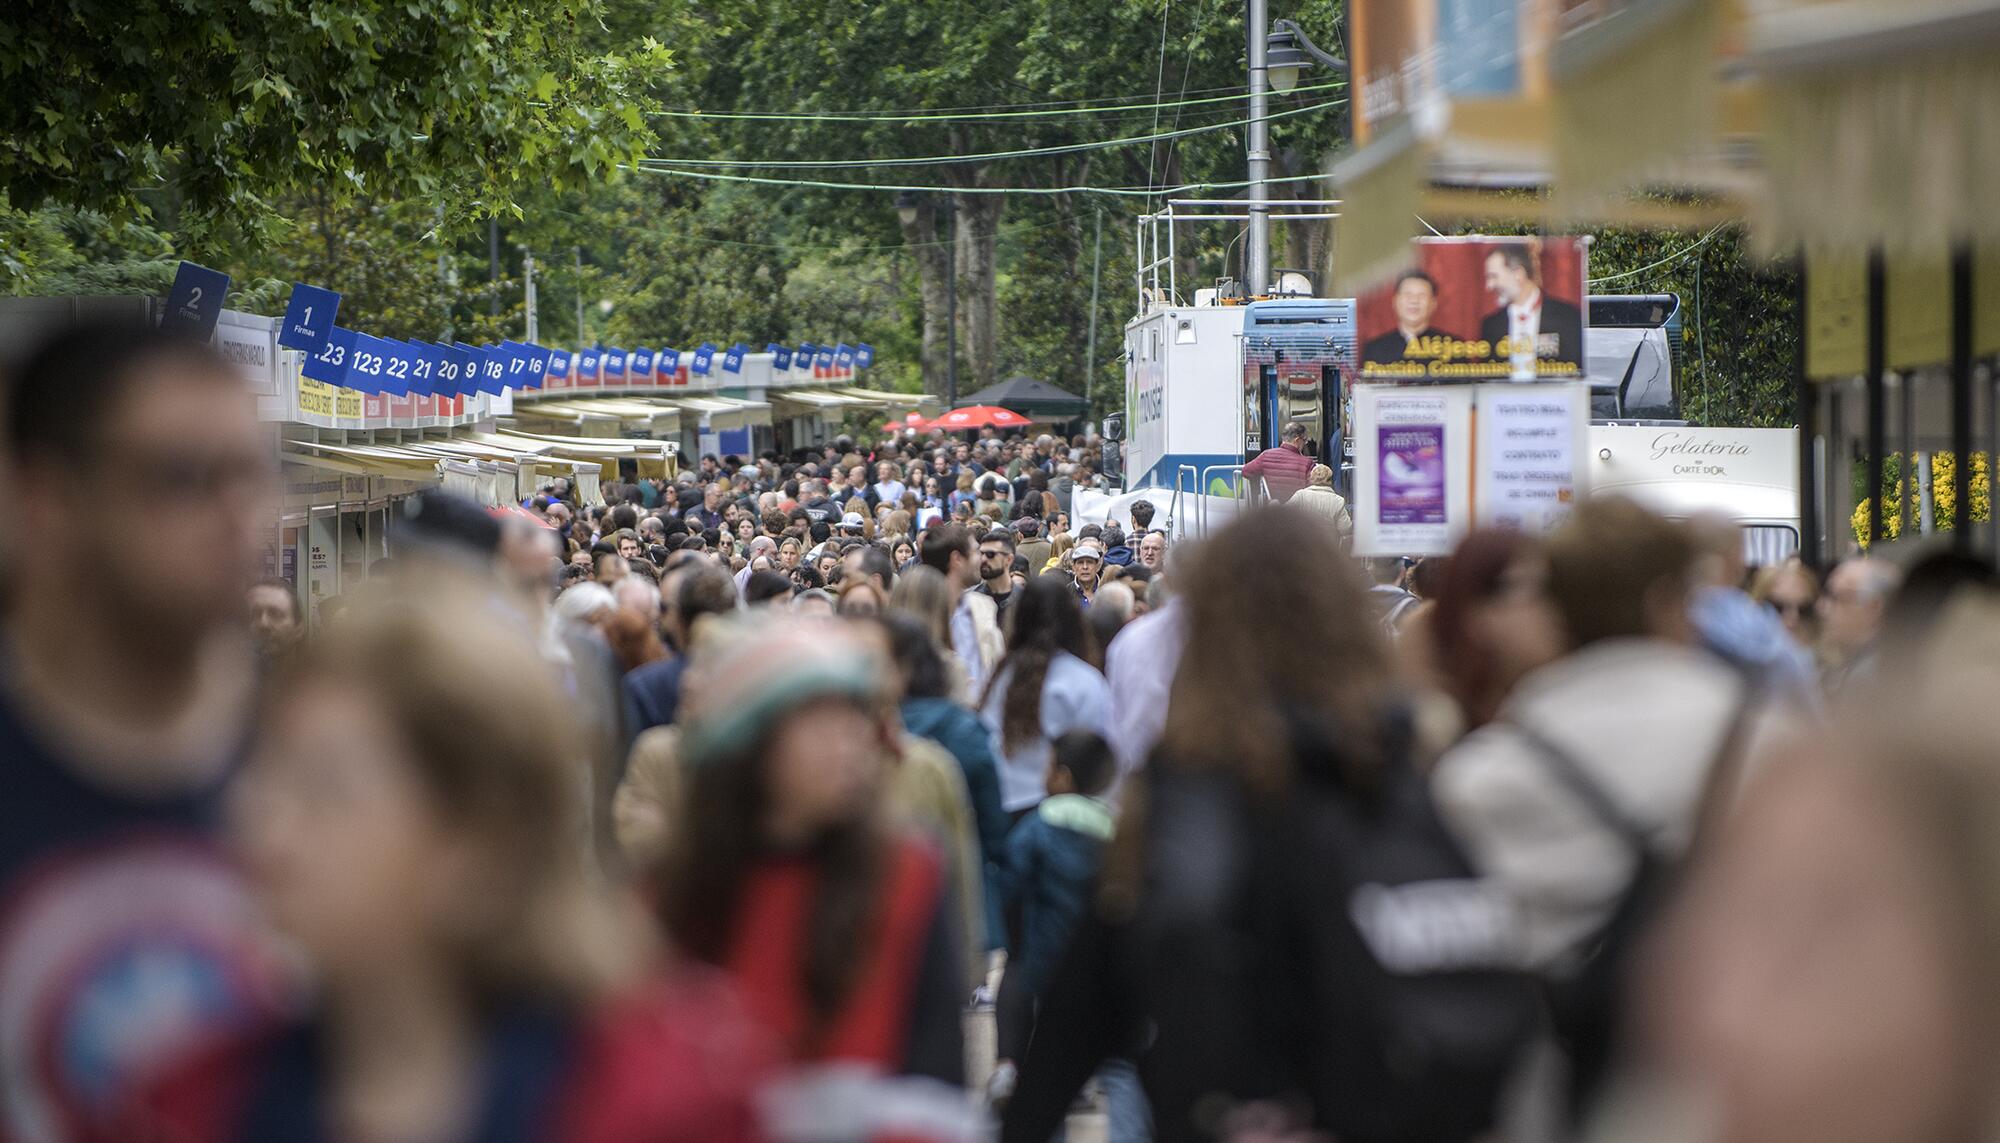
[1355,237,1588,382]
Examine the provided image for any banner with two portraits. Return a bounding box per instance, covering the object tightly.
[1356,237,1589,383]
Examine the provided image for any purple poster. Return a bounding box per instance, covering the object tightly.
[1378,425,1446,525]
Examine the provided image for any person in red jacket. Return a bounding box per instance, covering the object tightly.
[659,616,979,1143]
[113,584,773,1143]
[1241,421,1316,502]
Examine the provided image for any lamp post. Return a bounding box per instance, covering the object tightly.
[1247,12,1347,297]
[1246,0,1273,299]
[897,191,959,407]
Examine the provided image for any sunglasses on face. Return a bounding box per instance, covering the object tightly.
[1770,598,1815,617]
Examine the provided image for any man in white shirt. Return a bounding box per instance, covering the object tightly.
[921,521,1001,696]
[1103,594,1186,793]
[1479,243,1585,380]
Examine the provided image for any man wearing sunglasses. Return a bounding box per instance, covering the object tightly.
[974,529,1018,621]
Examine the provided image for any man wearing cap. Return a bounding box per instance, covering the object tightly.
[1071,542,1104,606]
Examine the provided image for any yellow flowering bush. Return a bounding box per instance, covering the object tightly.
[1852,452,1992,548]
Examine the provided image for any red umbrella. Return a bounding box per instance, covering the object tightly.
[880,411,931,433]
[929,405,1034,431]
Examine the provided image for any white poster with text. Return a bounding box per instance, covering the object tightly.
[1474,382,1590,532]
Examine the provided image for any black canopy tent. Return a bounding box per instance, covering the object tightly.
[958,376,1089,421]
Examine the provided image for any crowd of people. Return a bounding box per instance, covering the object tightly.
[10,326,2000,1143]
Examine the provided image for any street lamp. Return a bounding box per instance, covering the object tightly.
[893,190,958,407]
[1247,9,1349,296]
[1264,19,1345,94]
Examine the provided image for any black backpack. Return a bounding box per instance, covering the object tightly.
[1135,711,1539,1143]
[1505,684,1756,1120]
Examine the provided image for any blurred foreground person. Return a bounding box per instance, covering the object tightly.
[660,618,976,1141]
[117,589,771,1142]
[1627,595,2000,1143]
[1005,508,1535,1143]
[1747,557,1819,648]
[1432,500,1767,1129]
[1426,530,1564,733]
[1816,555,1900,693]
[1,325,288,1140]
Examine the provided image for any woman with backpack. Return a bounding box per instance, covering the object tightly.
[1002,506,1536,1143]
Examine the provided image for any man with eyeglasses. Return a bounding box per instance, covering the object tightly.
[974,529,1018,621]
[0,323,285,1136]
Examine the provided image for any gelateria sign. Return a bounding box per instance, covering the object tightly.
[1591,425,1796,491]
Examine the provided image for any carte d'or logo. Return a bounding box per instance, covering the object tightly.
[1651,430,1750,476]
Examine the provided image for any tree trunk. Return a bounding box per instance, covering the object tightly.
[897,200,952,397]
[956,191,1004,389]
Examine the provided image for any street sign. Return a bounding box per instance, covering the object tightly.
[160,261,231,339]
[692,343,715,375]
[302,326,356,385]
[770,343,794,370]
[343,333,392,395]
[279,283,341,354]
[723,343,746,374]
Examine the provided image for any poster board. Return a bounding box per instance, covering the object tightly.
[1355,237,1589,382]
[1351,385,1475,556]
[1474,382,1591,532]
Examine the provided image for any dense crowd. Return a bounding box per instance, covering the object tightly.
[9,323,2000,1143]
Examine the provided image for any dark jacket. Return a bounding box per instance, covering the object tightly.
[622,656,687,740]
[1241,440,1314,502]
[996,795,1112,994]
[902,696,1011,950]
[1003,713,1523,1143]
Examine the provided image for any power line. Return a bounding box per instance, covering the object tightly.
[551,207,1068,254]
[650,78,1344,124]
[1586,223,1731,285]
[1144,0,1174,201]
[626,165,1332,197]
[644,95,1344,168]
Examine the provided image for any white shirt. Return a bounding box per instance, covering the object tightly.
[1103,599,1187,792]
[1507,287,1543,381]
[981,651,1113,811]
[951,594,988,697]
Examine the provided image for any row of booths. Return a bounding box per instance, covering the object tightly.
[263,316,934,622]
[507,350,937,459]
[0,297,934,625]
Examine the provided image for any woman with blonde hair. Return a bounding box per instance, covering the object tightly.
[884,508,914,539]
[120,587,770,1141]
[1748,556,1820,647]
[891,565,970,701]
[1042,531,1075,575]
[950,471,977,514]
